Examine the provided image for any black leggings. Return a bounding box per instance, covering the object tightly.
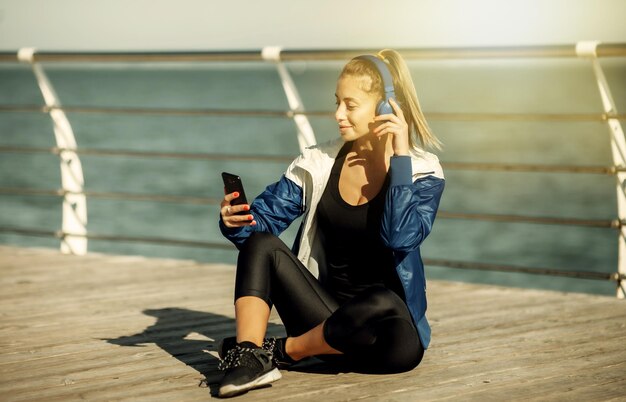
[235,232,424,374]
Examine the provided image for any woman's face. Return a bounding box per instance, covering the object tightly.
[334,74,379,141]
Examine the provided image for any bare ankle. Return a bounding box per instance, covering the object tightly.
[284,337,303,361]
[236,337,262,348]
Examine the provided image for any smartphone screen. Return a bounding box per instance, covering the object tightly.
[221,172,249,215]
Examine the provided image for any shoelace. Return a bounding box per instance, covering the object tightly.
[218,344,274,371]
[262,338,276,354]
[263,338,286,367]
[218,345,255,371]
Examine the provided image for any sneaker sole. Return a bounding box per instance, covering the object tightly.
[218,367,282,398]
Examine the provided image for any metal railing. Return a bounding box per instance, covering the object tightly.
[0,42,625,297]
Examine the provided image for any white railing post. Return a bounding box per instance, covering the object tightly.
[18,48,88,255]
[262,46,317,152]
[577,41,626,298]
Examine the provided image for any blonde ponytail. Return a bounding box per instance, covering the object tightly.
[376,49,441,151]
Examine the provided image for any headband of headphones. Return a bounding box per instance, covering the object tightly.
[354,55,396,115]
[355,55,395,98]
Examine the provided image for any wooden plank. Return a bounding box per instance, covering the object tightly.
[0,245,625,401]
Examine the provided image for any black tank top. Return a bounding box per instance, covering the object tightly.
[316,141,404,304]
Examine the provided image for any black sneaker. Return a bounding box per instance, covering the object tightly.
[217,341,281,398]
[218,337,297,369]
[217,336,238,360]
[262,337,297,369]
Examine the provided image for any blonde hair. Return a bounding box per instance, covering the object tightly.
[339,49,441,151]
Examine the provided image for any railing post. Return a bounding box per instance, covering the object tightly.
[577,41,626,298]
[262,46,316,152]
[18,48,88,255]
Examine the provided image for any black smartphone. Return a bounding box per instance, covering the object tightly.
[221,172,249,215]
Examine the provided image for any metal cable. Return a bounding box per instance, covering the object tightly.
[437,211,620,229]
[1,225,623,282]
[0,145,294,163]
[0,187,619,228]
[423,258,625,282]
[0,104,291,117]
[0,187,220,205]
[0,145,620,174]
[1,105,625,122]
[440,162,620,174]
[0,226,234,250]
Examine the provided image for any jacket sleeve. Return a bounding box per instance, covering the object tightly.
[219,174,304,249]
[381,155,445,252]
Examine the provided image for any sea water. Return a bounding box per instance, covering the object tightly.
[1,57,624,296]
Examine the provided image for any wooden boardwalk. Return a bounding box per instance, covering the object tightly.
[0,245,624,401]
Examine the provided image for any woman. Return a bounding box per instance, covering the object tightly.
[217,49,444,398]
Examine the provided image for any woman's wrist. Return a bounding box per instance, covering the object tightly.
[392,140,410,156]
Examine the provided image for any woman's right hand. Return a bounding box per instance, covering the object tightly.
[220,191,257,228]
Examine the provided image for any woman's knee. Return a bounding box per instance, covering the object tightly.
[369,318,424,374]
[384,348,423,373]
[346,337,423,374]
[239,232,284,261]
[389,338,424,373]
[242,231,280,249]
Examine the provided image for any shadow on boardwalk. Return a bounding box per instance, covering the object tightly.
[103,307,285,396]
[104,307,345,396]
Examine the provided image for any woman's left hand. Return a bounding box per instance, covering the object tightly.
[372,98,410,156]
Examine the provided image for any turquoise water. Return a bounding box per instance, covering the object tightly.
[1,57,624,296]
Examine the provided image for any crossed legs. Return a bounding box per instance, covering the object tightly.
[233,232,423,373]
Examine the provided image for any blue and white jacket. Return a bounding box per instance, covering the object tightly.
[219,138,445,349]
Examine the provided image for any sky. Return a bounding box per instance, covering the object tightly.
[0,0,625,51]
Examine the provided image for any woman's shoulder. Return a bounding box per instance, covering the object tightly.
[408,148,444,180]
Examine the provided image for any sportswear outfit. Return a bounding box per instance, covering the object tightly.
[219,138,444,376]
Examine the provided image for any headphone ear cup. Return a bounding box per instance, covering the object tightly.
[376,99,394,116]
